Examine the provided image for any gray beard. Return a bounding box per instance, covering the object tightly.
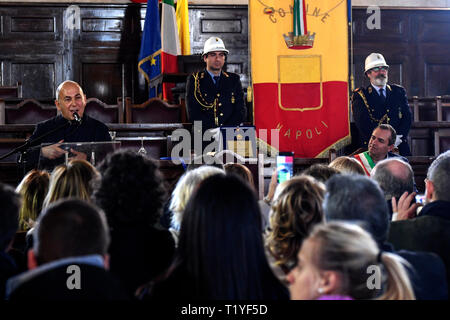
[372,76,388,87]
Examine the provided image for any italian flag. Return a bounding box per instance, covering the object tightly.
[161,0,181,101]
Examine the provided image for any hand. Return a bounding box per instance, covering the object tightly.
[265,167,278,203]
[41,140,66,159]
[69,148,87,161]
[395,134,403,147]
[392,191,421,220]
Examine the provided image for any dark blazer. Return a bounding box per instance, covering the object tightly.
[388,200,450,298]
[25,114,111,169]
[8,263,129,300]
[352,84,412,156]
[186,70,246,132]
[382,243,448,300]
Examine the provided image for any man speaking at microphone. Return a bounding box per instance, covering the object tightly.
[26,80,111,169]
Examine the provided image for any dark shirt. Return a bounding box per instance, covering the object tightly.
[8,263,129,300]
[108,225,175,296]
[25,114,111,170]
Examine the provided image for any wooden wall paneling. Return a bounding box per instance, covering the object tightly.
[0,5,64,97]
[352,10,411,91]
[189,5,249,88]
[2,55,63,99]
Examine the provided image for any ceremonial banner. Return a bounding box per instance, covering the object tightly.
[250,0,350,157]
[138,0,162,98]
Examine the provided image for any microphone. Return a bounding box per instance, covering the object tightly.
[73,112,82,124]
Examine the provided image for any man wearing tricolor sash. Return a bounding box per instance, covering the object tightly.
[354,124,408,176]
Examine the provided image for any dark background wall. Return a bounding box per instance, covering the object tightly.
[1,3,449,106]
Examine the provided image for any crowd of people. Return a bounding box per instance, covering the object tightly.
[1,143,449,301]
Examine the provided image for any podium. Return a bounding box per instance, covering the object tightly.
[38,141,121,169]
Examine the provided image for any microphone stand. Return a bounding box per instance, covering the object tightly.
[0,120,72,175]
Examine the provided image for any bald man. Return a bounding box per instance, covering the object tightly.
[372,158,418,220]
[25,80,111,169]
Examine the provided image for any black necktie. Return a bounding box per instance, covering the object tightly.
[379,88,386,103]
[213,76,220,88]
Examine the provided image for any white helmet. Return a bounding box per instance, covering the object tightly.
[202,37,229,56]
[364,53,389,73]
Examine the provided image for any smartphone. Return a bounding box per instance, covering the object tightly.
[415,194,426,205]
[277,152,294,183]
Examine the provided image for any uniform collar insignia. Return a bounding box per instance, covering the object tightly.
[386,84,392,91]
[223,71,229,77]
[368,86,373,94]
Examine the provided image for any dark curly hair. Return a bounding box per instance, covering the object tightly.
[93,150,167,229]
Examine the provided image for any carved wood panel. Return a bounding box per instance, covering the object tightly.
[1,4,449,110]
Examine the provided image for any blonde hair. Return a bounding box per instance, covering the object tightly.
[43,160,99,208]
[329,156,365,175]
[16,170,50,231]
[170,166,224,229]
[308,221,415,300]
[267,175,325,270]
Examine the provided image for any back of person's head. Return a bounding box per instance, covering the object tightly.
[267,175,325,268]
[94,150,166,229]
[323,174,389,246]
[16,169,50,231]
[33,199,109,265]
[177,174,284,299]
[302,164,339,183]
[426,150,450,202]
[329,156,365,175]
[290,221,414,300]
[372,158,414,200]
[187,154,225,171]
[170,165,224,230]
[0,183,20,252]
[43,160,98,208]
[224,163,254,188]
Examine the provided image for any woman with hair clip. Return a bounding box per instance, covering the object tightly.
[288,221,415,300]
[139,174,289,300]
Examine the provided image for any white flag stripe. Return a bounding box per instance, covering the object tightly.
[161,2,181,56]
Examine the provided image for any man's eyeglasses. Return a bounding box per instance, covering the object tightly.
[370,66,389,72]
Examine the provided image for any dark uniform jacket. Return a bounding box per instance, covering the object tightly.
[25,114,111,169]
[186,70,246,132]
[351,84,412,156]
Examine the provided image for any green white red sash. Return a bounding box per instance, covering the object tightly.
[353,151,375,176]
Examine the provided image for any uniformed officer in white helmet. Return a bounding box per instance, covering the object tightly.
[185,36,246,136]
[351,53,412,156]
